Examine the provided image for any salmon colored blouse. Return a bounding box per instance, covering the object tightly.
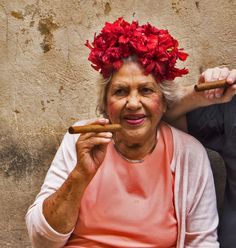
[65,123,177,248]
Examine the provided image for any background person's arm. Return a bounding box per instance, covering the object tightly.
[164,67,236,131]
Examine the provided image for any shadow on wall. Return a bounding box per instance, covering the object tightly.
[207,149,226,217]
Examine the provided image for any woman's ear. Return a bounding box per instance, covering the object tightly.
[162,105,167,115]
[162,95,167,114]
[163,104,167,114]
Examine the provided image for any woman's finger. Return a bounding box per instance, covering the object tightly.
[78,131,113,141]
[87,117,110,126]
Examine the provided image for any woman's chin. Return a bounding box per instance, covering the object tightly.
[120,128,149,143]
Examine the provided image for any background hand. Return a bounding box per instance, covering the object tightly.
[198,67,236,103]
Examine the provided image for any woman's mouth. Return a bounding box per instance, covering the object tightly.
[123,115,146,125]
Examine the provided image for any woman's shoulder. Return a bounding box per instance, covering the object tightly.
[164,122,203,146]
[166,123,211,177]
[165,122,208,157]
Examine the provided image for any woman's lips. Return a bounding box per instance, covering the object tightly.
[123,115,146,125]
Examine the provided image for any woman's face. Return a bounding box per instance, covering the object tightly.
[106,60,166,144]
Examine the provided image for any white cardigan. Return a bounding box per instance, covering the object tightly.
[25,123,219,248]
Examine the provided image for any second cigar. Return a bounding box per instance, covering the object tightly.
[194,79,227,92]
[68,124,122,134]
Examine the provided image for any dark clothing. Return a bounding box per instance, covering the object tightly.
[187,96,236,248]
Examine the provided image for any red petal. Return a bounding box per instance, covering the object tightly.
[178,51,188,61]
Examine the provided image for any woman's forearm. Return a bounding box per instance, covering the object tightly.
[43,168,89,234]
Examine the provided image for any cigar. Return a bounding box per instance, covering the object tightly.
[68,124,122,134]
[194,79,227,92]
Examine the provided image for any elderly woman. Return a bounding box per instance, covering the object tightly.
[26,18,219,248]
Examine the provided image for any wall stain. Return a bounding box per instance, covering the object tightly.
[21,28,26,34]
[30,20,35,27]
[10,10,24,20]
[13,109,20,114]
[38,16,59,53]
[59,86,64,94]
[41,100,46,111]
[93,0,97,7]
[40,99,55,111]
[0,138,56,180]
[25,38,33,45]
[1,144,33,178]
[171,0,182,13]
[0,128,59,179]
[0,142,46,179]
[195,1,200,9]
[199,66,204,74]
[104,2,111,15]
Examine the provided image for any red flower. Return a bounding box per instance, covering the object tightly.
[85,17,188,82]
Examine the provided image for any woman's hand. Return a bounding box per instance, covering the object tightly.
[42,118,113,234]
[198,67,236,103]
[75,118,113,181]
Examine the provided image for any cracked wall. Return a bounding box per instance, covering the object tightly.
[0,0,235,247]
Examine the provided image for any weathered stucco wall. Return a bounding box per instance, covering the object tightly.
[0,0,235,247]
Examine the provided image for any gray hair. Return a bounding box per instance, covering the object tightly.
[96,75,112,117]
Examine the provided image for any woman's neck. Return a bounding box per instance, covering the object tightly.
[114,133,158,161]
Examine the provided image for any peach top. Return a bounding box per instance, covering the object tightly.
[65,123,177,247]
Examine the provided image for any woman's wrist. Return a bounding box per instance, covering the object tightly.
[70,167,91,189]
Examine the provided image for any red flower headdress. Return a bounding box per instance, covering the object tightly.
[86,18,188,82]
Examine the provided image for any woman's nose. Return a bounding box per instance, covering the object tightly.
[126,94,142,109]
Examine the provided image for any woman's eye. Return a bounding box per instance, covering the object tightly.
[141,87,154,94]
[114,89,126,96]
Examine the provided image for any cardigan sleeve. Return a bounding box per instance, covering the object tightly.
[170,126,219,247]
[184,135,219,247]
[25,125,81,248]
